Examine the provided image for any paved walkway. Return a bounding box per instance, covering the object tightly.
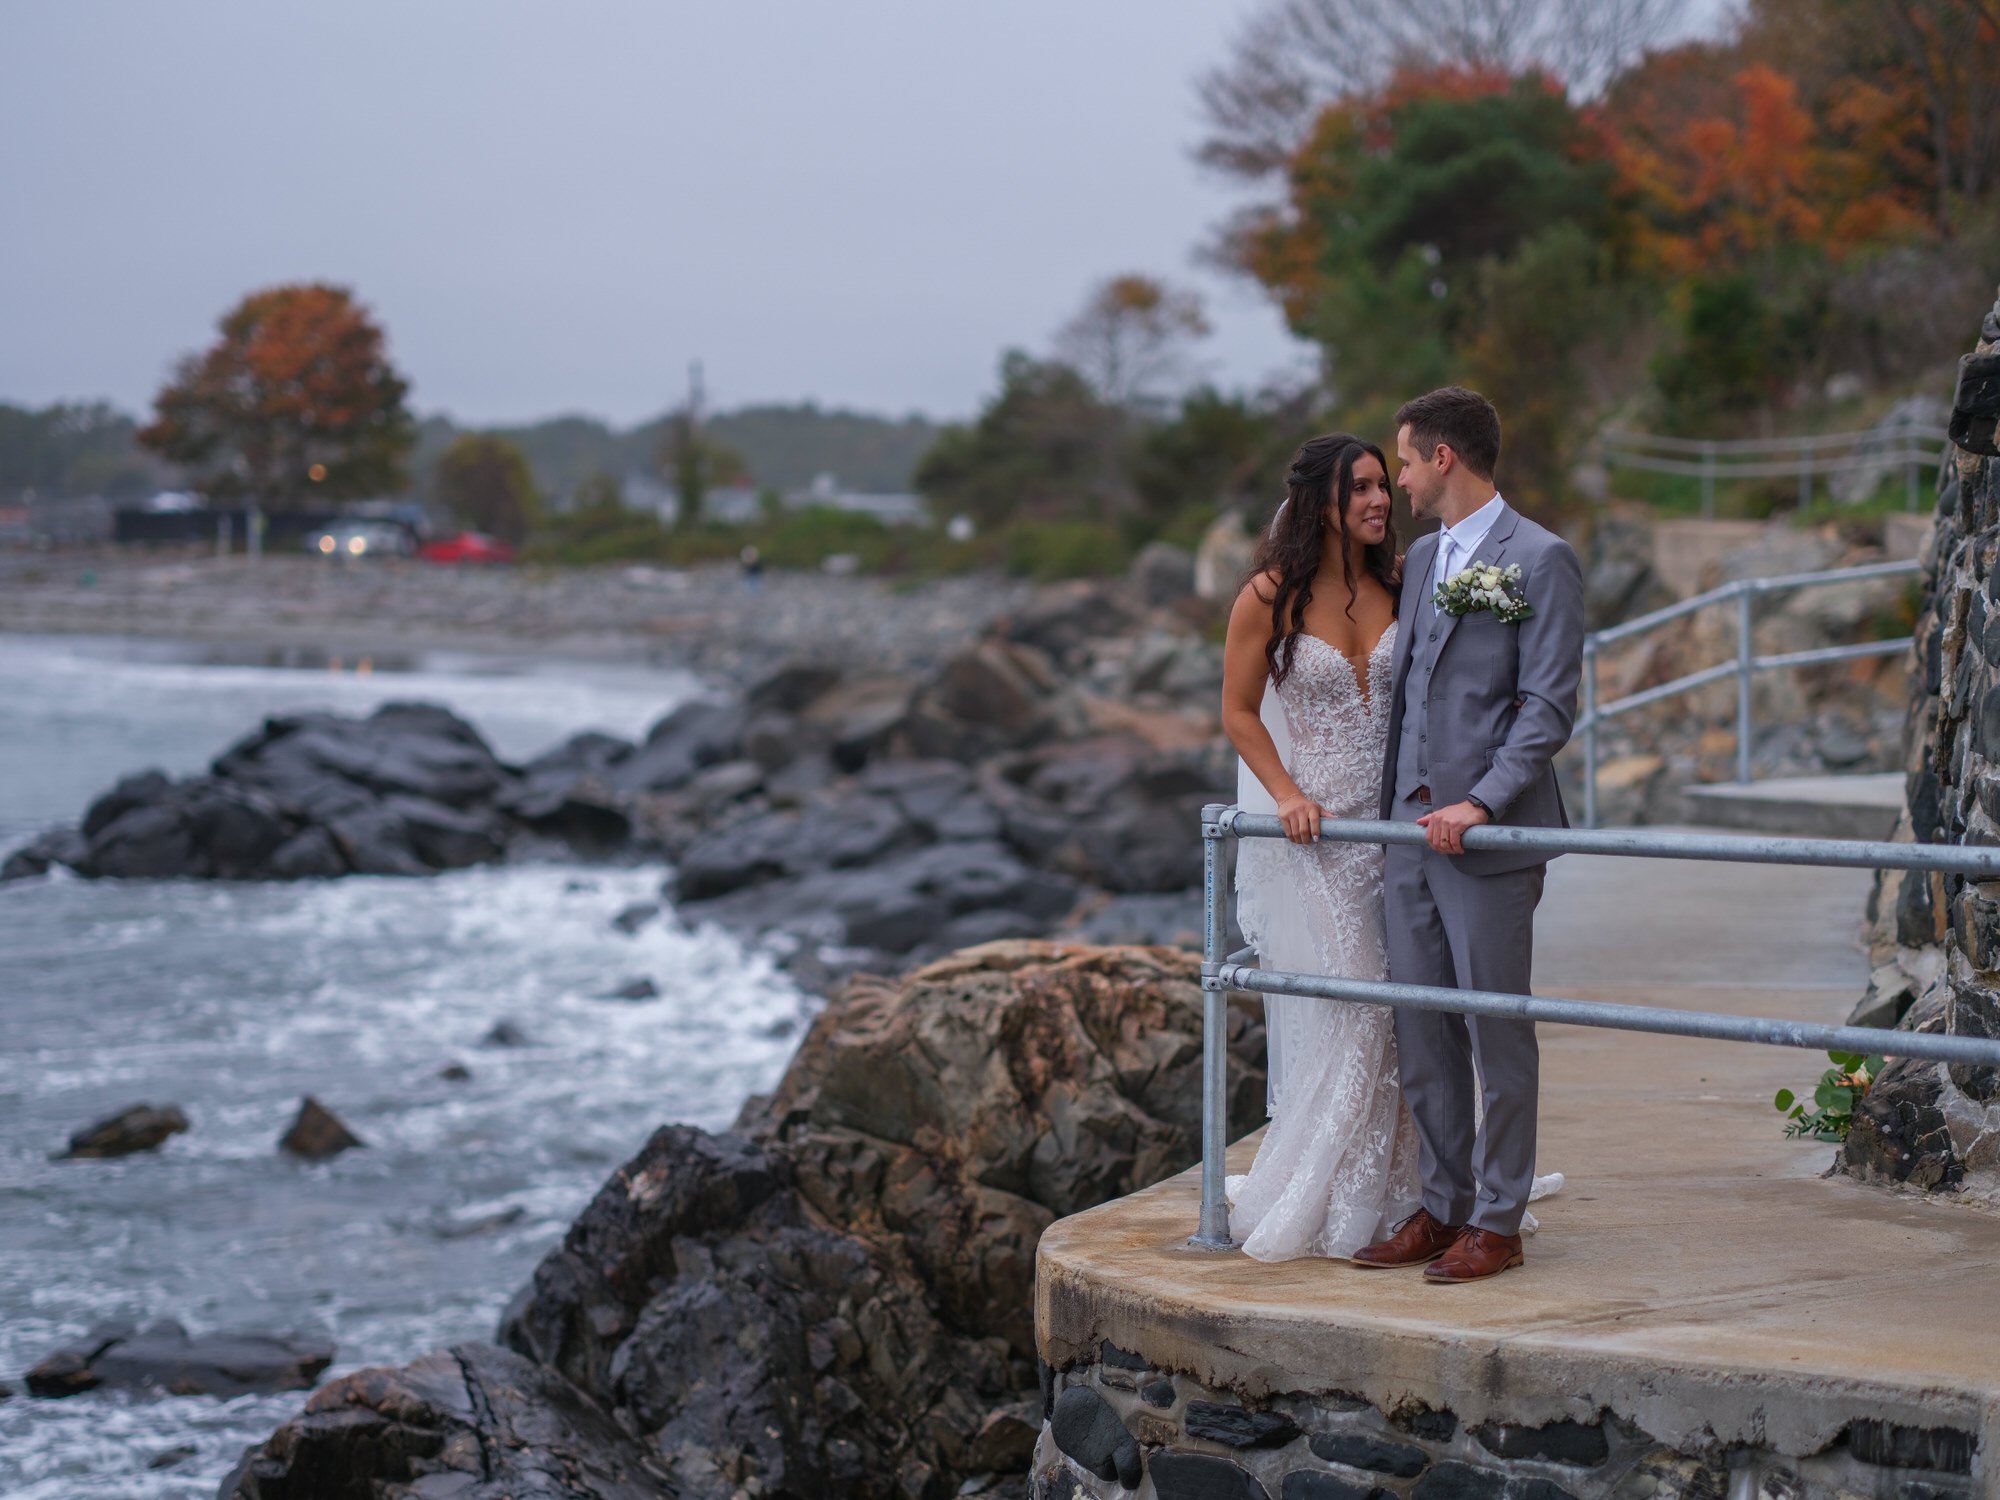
[1037,845,2000,1459]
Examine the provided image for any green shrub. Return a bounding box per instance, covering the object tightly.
[1000,519,1132,581]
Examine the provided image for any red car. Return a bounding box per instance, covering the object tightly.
[420,532,514,564]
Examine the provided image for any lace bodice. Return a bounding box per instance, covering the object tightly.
[1229,621,1421,1260]
[1272,628,1397,816]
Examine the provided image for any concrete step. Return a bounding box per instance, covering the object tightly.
[1680,772,1903,840]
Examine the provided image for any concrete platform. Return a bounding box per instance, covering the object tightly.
[1036,850,2000,1466]
[1681,773,1904,840]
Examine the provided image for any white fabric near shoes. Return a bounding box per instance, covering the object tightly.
[1227,621,1561,1261]
[1228,626,1423,1261]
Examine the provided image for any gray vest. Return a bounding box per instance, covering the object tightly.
[1394,563,1443,805]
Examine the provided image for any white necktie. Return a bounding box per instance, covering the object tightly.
[1434,530,1458,597]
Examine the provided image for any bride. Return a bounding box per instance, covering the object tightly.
[1219,435,1564,1262]
[1217,432,1424,1262]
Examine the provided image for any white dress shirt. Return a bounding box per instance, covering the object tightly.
[1429,492,1506,597]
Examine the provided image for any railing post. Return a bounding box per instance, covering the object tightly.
[1736,585,1755,785]
[1700,442,1716,519]
[1194,804,1233,1250]
[1907,454,1920,513]
[1582,636,1599,829]
[1797,439,1812,512]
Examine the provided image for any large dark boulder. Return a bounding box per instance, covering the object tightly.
[1,823,89,881]
[498,731,637,850]
[987,736,1224,893]
[611,700,750,794]
[997,582,1138,671]
[7,700,660,882]
[218,704,511,810]
[87,801,201,878]
[229,943,1267,1500]
[860,758,1004,841]
[83,769,175,838]
[220,1342,668,1500]
[678,836,1079,955]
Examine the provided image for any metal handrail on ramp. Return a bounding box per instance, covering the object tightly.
[1598,425,1948,516]
[1191,806,2000,1251]
[1579,557,1921,828]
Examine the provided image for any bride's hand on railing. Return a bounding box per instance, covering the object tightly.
[1275,793,1326,844]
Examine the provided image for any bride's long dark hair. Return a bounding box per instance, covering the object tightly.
[1249,432,1400,687]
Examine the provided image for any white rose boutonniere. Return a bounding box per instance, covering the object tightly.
[1434,562,1533,623]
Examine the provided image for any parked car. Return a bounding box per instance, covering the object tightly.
[419,532,514,565]
[305,521,414,559]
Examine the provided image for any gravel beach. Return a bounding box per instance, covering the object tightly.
[0,551,1037,679]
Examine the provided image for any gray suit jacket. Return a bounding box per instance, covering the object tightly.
[1377,502,1585,876]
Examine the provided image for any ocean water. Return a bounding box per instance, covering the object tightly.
[0,635,808,1498]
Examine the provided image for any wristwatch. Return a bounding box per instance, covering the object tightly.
[1465,794,1493,817]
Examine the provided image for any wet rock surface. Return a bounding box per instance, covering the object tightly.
[3,574,1240,998]
[26,1319,333,1399]
[61,1102,189,1158]
[220,1342,670,1500]
[278,1097,365,1160]
[223,941,1267,1498]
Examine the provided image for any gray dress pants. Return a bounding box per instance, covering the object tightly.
[1383,841,1544,1235]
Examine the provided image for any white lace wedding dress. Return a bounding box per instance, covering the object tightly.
[1228,621,1560,1261]
[1228,625,1424,1261]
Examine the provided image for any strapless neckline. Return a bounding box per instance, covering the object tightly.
[1293,621,1397,713]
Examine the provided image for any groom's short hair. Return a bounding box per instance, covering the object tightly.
[1396,387,1501,481]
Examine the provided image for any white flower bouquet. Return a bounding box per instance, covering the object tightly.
[1434,562,1533,623]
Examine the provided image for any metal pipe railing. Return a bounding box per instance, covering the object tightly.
[1603,426,1950,456]
[1579,558,1921,827]
[1222,812,2000,875]
[1214,968,2000,1071]
[1598,425,1948,517]
[1193,805,2000,1251]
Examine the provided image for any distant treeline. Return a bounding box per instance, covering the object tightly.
[0,399,943,504]
[0,402,175,502]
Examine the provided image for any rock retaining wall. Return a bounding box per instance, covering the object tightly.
[1842,287,2000,1204]
[1034,1348,1978,1500]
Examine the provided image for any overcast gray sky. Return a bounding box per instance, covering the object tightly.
[0,2,1720,428]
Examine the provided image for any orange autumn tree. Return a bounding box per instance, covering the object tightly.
[141,283,414,511]
[1608,51,1928,275]
[1226,66,1630,511]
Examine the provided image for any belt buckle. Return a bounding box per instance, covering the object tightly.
[1415,785,1432,805]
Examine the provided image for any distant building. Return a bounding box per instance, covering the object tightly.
[784,472,928,526]
[648,480,766,526]
[647,471,929,528]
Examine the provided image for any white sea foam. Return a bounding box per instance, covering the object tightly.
[0,643,802,1499]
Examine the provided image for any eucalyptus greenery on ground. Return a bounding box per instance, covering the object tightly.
[1774,1051,1885,1141]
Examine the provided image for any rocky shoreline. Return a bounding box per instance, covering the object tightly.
[219,941,1270,1499]
[4,560,1240,984]
[2,518,1937,1497]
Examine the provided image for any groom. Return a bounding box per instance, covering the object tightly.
[1354,387,1584,1284]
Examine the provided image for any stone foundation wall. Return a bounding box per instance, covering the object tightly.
[1842,287,2000,1202]
[1032,1346,1978,1500]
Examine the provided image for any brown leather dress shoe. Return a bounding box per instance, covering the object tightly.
[1351,1208,1463,1268]
[1423,1226,1525,1283]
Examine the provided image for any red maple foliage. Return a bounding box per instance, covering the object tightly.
[140,283,414,511]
